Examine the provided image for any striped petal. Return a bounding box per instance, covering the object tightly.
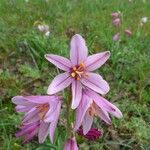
[70,34,88,65]
[85,51,110,71]
[45,54,72,71]
[71,80,82,109]
[81,73,110,95]
[47,72,73,94]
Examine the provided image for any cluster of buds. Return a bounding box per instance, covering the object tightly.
[12,34,122,149]
[111,12,132,41]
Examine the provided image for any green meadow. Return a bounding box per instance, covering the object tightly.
[0,0,150,149]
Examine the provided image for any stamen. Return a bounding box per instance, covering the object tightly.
[80,62,85,68]
[71,72,76,77]
[70,63,86,80]
[73,67,77,71]
[77,77,80,80]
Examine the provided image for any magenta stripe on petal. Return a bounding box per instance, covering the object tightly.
[38,121,50,143]
[85,51,110,71]
[74,94,92,132]
[82,111,93,135]
[70,34,88,65]
[71,80,82,109]
[47,72,72,94]
[45,54,72,71]
[81,73,110,95]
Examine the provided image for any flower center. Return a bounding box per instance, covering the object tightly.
[70,62,87,80]
[36,103,49,120]
[88,102,97,117]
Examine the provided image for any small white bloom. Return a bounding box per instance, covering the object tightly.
[141,17,148,23]
[45,31,50,37]
[37,24,50,37]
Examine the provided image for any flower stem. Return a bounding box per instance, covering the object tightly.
[66,89,72,138]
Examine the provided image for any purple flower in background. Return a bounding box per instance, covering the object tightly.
[113,33,120,41]
[64,137,78,150]
[124,29,132,36]
[112,18,121,27]
[12,95,61,143]
[74,88,122,134]
[77,128,102,140]
[111,12,120,19]
[45,34,110,109]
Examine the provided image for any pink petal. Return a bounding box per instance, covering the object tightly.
[96,105,112,124]
[45,54,72,71]
[87,90,122,118]
[49,101,61,143]
[82,111,93,135]
[111,12,120,18]
[70,34,88,65]
[81,73,110,95]
[124,29,132,36]
[24,95,59,104]
[47,72,73,94]
[113,33,120,41]
[64,138,78,150]
[85,51,110,71]
[38,121,50,143]
[12,96,33,106]
[71,80,82,109]
[23,108,39,124]
[112,18,121,27]
[23,127,38,143]
[74,93,93,132]
[44,101,61,123]
[96,96,122,118]
[15,105,33,112]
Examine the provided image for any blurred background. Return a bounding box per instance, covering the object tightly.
[0,0,150,149]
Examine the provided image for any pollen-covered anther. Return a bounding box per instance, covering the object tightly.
[71,72,76,77]
[70,62,86,80]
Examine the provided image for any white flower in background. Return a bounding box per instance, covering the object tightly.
[141,17,148,23]
[25,0,29,2]
[140,17,148,26]
[37,24,50,37]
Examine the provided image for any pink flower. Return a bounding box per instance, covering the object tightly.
[112,18,121,27]
[12,95,61,143]
[64,137,78,150]
[124,29,132,36]
[77,128,102,140]
[45,34,110,109]
[113,33,120,41]
[111,12,120,19]
[74,88,122,134]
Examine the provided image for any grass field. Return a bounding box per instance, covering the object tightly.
[0,0,150,149]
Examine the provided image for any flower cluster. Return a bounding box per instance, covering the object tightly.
[12,34,122,149]
[111,12,132,41]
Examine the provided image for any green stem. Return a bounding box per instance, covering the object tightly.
[66,89,72,138]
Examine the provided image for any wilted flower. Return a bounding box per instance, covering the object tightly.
[111,12,120,19]
[112,18,121,27]
[12,95,61,143]
[113,33,120,41]
[45,34,110,109]
[77,128,102,140]
[74,88,122,134]
[64,137,78,150]
[124,29,132,36]
[37,24,50,37]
